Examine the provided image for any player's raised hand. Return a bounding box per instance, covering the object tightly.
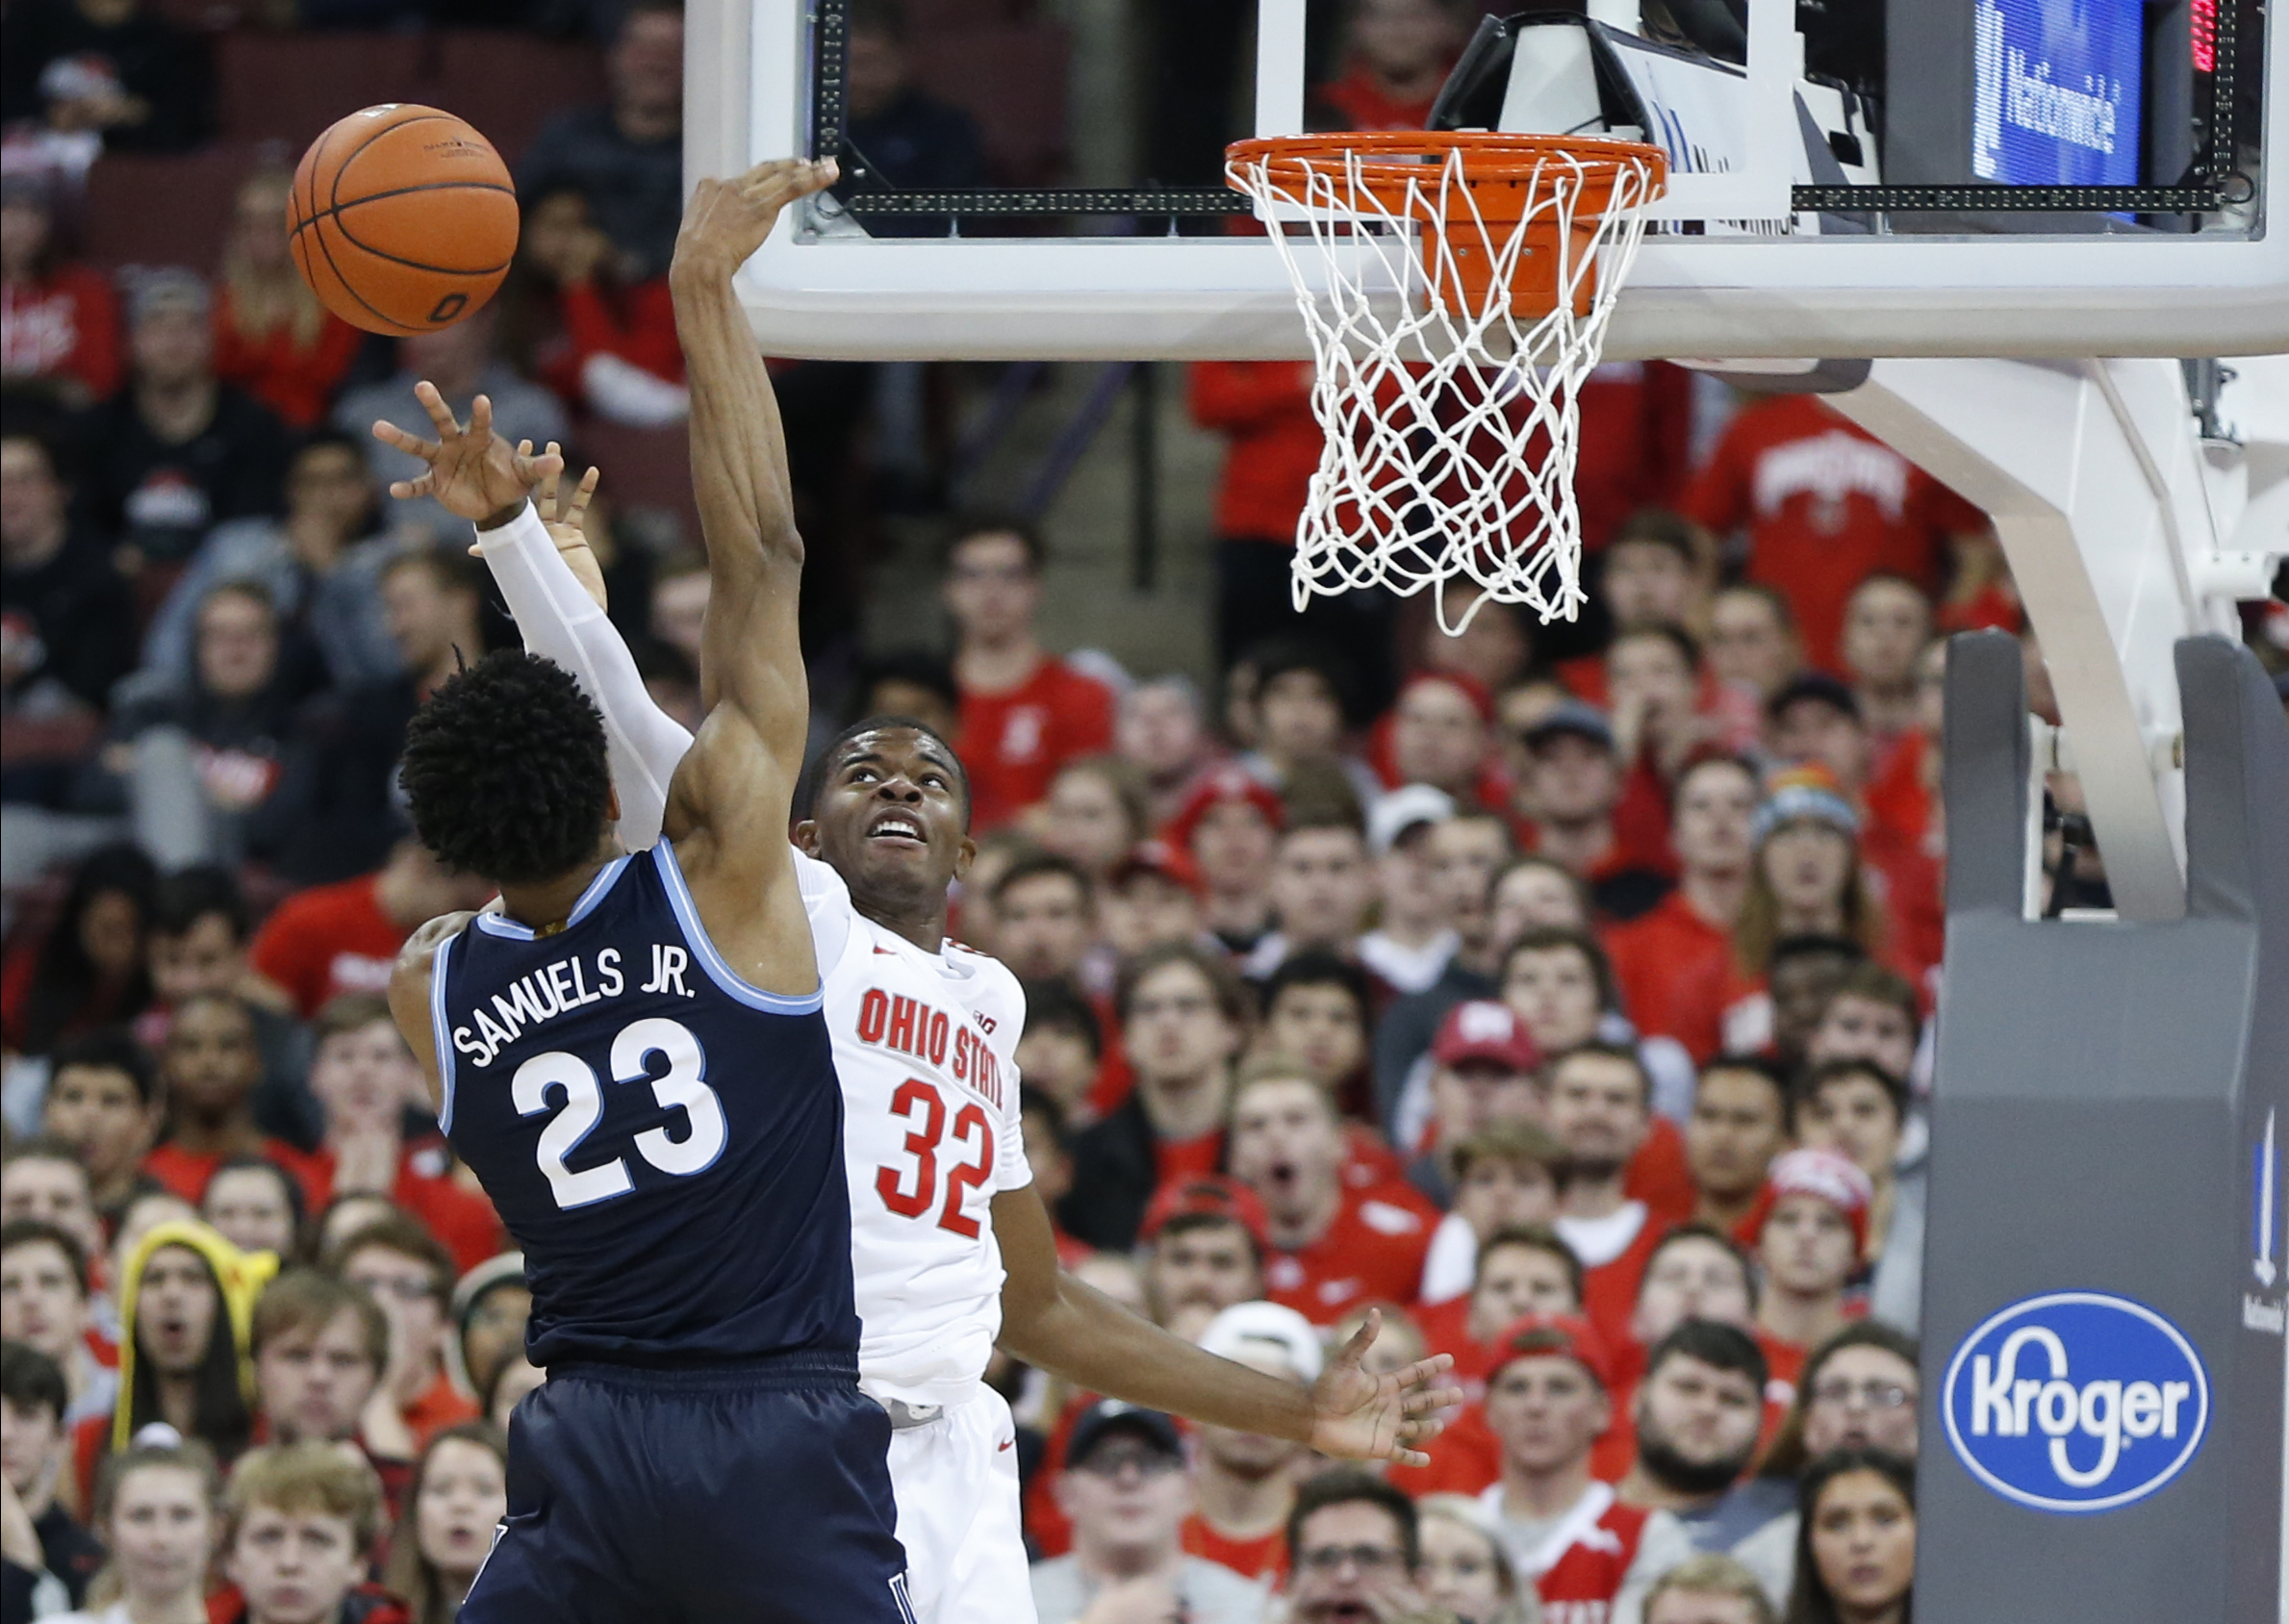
[1306,1307,1464,1468]
[370,382,560,522]
[673,156,838,282]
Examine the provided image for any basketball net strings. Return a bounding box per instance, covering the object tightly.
[1238,147,1660,634]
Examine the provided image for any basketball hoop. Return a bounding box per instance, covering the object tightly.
[1225,132,1668,632]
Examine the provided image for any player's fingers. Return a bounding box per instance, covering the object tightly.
[414,380,458,437]
[369,419,439,459]
[470,393,495,442]
[387,477,430,500]
[1332,1307,1380,1371]
[1387,1353,1454,1392]
[566,463,599,524]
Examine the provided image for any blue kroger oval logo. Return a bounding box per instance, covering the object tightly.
[1943,1291,2209,1513]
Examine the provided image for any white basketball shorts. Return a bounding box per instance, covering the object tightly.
[887,1385,1036,1624]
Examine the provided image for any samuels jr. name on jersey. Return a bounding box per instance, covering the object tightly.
[451,943,699,1068]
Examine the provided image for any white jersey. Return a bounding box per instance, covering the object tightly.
[797,848,1033,1408]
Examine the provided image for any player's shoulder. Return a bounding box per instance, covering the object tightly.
[939,942,1027,1035]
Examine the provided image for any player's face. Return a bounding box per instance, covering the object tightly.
[1804,1346,1920,1458]
[44,1062,155,1184]
[1484,1357,1609,1475]
[137,1246,220,1377]
[1688,1069,1791,1202]
[226,1505,365,1624]
[1632,1237,1754,1345]
[1759,1196,1858,1294]
[255,1308,379,1444]
[1145,1222,1261,1327]
[1468,1245,1577,1341]
[1637,1353,1763,1475]
[0,1240,86,1361]
[798,727,975,906]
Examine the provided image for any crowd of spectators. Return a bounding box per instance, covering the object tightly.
[4,1,2280,1622]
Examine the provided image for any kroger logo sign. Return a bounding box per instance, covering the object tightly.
[1943,1291,2209,1513]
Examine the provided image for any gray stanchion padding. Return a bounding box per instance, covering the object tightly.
[1918,634,2289,1624]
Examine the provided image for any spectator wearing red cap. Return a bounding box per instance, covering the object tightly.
[1432,1226,1583,1382]
[1477,1314,1697,1621]
[1546,1043,1675,1354]
[1358,784,1462,998]
[1419,1120,1568,1307]
[1061,945,1250,1253]
[1228,1069,1437,1327]
[1167,767,1284,958]
[1747,1150,1870,1389]
[1181,1302,1325,1586]
[944,517,1116,832]
[1407,1001,1542,1206]
[1605,755,1761,1063]
[1101,842,1208,962]
[1139,1178,1270,1341]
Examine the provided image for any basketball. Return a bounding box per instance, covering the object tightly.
[288,103,520,339]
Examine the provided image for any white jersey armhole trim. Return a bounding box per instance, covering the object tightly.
[652,842,824,1014]
[471,855,631,941]
[431,931,459,1133]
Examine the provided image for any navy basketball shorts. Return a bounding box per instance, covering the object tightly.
[463,1351,914,1624]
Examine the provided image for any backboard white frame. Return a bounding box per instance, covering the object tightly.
[689,0,2289,361]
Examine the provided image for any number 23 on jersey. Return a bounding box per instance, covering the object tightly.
[515,1016,728,1210]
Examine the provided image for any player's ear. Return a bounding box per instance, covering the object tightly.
[792,819,824,857]
[606,784,622,825]
[951,834,978,882]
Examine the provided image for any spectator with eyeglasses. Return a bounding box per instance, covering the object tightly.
[1284,1467,1437,1624]
[1030,1400,1264,1624]
[1731,1325,1918,1612]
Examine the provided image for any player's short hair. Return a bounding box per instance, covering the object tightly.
[1475,1223,1584,1306]
[800,716,973,832]
[1,1218,91,1296]
[48,1026,159,1107]
[1,1337,68,1423]
[252,1270,389,1373]
[1288,1468,1419,1572]
[399,650,613,885]
[1643,1317,1768,1392]
[227,1440,387,1553]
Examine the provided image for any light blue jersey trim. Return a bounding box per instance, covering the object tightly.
[472,856,632,941]
[651,842,824,1014]
[431,932,459,1133]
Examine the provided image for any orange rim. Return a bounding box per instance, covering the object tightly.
[1225,131,1669,217]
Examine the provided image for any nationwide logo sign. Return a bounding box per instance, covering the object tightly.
[1943,1291,2210,1514]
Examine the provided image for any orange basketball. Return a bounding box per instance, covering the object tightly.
[289,104,520,338]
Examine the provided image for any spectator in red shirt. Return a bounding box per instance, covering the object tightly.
[0,171,119,408]
[1182,1301,1323,1586]
[1315,0,1463,128]
[328,1216,478,1452]
[1167,766,1283,957]
[1138,1178,1269,1341]
[1746,1151,1870,1385]
[1685,1058,1793,1238]
[497,185,687,428]
[1707,583,1803,710]
[212,171,364,430]
[249,839,492,1020]
[944,517,1115,831]
[1406,999,1542,1205]
[1228,1070,1437,1326]
[1606,754,1760,1062]
[1061,943,1248,1253]
[217,1440,409,1624]
[1545,1043,1670,1350]
[141,993,321,1211]
[1422,1225,1584,1384]
[1680,393,1982,672]
[1475,1313,1696,1615]
[300,996,501,1275]
[1838,576,1932,759]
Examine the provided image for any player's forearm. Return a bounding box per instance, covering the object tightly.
[999,1277,1318,1443]
[671,256,800,570]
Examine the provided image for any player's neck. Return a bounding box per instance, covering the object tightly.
[858,892,948,954]
[1500,1454,1594,1522]
[497,839,621,933]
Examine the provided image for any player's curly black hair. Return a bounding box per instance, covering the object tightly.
[399,651,612,886]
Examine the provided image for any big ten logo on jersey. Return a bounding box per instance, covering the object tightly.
[857,987,1002,1241]
[450,944,697,1070]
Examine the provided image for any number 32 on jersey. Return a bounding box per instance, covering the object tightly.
[877,1078,994,1238]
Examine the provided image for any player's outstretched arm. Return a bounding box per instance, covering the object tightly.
[991,1188,1462,1465]
[646,158,838,996]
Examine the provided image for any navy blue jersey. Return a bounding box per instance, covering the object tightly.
[433,842,858,1367]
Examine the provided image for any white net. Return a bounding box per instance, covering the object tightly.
[1226,136,1666,633]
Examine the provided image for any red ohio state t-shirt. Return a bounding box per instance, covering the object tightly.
[954,658,1115,832]
[1680,394,1984,671]
[248,874,407,1019]
[1263,1182,1439,1325]
[1603,890,1735,1063]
